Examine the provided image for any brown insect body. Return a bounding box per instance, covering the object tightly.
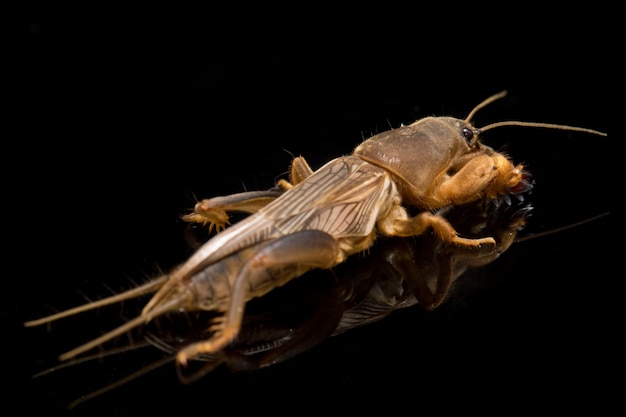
[25,91,606,374]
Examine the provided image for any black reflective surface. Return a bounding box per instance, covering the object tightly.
[14,11,615,416]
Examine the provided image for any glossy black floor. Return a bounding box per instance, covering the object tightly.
[13,10,614,416]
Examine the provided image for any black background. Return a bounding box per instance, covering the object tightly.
[11,6,616,416]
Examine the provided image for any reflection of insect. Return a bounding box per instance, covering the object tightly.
[167,196,537,374]
[25,91,605,376]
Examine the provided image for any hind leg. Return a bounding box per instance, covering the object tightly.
[176,230,342,366]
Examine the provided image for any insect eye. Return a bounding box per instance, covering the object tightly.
[462,127,474,142]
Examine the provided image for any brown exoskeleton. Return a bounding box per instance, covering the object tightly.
[24,90,606,375]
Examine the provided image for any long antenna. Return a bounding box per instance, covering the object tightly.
[479,121,606,136]
[464,90,508,123]
[516,212,610,243]
[464,90,606,137]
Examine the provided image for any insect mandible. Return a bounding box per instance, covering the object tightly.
[24,90,606,372]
